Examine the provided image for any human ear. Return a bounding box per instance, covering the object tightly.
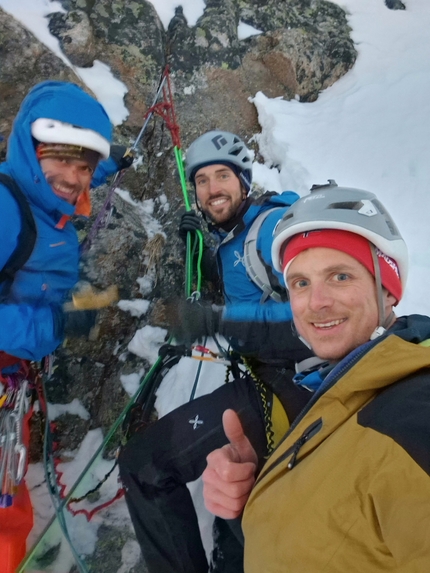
[383,288,397,311]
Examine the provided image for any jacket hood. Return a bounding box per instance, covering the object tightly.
[2,81,112,216]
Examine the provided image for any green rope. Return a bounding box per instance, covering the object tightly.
[174,146,204,297]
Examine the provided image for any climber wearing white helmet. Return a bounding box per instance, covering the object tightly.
[202,180,430,573]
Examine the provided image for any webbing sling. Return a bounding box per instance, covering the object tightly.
[0,174,37,285]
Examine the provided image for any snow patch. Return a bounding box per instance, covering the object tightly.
[136,275,154,296]
[48,398,90,421]
[128,325,168,364]
[238,21,263,40]
[120,369,145,397]
[118,298,150,317]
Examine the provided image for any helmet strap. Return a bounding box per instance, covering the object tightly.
[369,244,395,340]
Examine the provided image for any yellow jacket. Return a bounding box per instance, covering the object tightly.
[243,315,430,572]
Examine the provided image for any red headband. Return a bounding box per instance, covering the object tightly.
[282,229,402,302]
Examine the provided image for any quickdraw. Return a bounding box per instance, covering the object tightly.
[0,367,34,507]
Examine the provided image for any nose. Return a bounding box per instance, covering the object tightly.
[307,282,334,313]
[63,164,79,180]
[207,176,222,195]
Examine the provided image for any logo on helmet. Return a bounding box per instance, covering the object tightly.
[303,193,325,203]
[212,135,228,150]
[358,200,378,217]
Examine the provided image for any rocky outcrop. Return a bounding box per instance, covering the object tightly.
[0,9,78,161]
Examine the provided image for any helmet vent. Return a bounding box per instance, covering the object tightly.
[229,146,243,157]
[327,201,372,212]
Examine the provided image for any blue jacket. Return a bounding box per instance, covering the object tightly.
[0,81,115,361]
[212,192,312,364]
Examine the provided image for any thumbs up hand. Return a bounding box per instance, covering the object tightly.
[202,409,258,519]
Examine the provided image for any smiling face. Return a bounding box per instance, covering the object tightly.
[194,163,246,224]
[39,156,93,206]
[286,247,396,362]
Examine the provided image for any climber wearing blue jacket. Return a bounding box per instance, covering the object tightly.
[0,80,137,572]
[0,80,131,364]
[119,131,314,573]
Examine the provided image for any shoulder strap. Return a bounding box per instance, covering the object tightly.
[0,173,37,285]
[244,207,288,304]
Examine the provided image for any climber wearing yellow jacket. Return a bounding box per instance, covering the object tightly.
[202,180,430,572]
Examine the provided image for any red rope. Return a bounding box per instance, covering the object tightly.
[143,67,182,149]
[53,457,68,499]
[53,456,124,521]
[66,487,125,521]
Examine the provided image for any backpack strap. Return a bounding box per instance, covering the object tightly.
[0,174,37,285]
[244,207,288,303]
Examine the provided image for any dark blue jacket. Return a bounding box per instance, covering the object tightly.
[0,81,115,361]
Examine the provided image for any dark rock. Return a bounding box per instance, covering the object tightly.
[48,10,96,67]
[385,0,406,9]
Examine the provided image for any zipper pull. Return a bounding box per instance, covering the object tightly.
[287,435,308,469]
[287,418,323,470]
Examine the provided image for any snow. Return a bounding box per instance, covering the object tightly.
[114,189,165,239]
[251,0,430,317]
[238,21,263,40]
[2,0,430,570]
[48,398,90,421]
[120,369,145,398]
[128,325,168,364]
[117,299,150,318]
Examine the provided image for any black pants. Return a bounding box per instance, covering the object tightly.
[119,367,311,573]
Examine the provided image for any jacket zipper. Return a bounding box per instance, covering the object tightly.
[257,417,323,483]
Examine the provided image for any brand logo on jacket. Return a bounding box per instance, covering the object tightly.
[234,250,245,267]
[189,415,204,429]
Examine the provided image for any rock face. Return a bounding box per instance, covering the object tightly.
[0,0,357,569]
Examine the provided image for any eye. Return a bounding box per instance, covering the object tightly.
[80,165,93,174]
[334,273,349,282]
[289,278,309,289]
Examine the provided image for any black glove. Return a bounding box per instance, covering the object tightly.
[179,210,202,243]
[166,298,222,345]
[63,310,98,338]
[110,145,135,170]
